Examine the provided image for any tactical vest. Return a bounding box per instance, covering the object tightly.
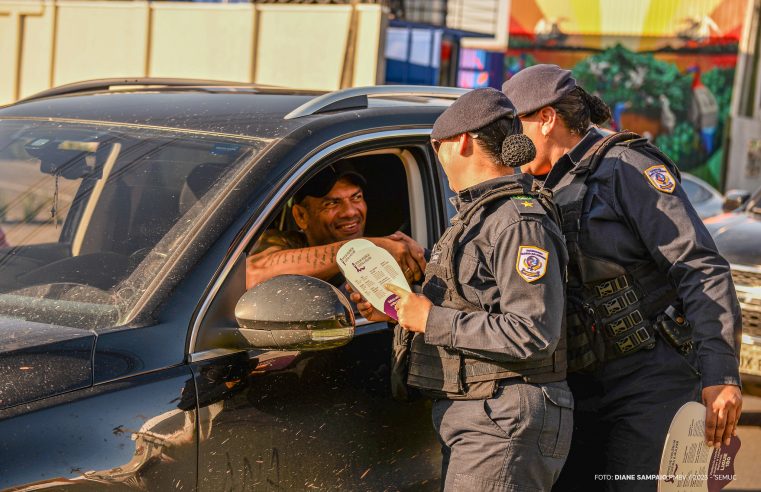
[405,180,567,401]
[551,132,685,372]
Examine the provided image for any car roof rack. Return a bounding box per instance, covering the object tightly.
[16,77,268,103]
[283,85,469,120]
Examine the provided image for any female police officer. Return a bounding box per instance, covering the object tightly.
[352,88,572,491]
[503,64,742,491]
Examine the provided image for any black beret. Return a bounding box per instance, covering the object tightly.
[501,64,577,116]
[295,160,366,203]
[431,88,517,140]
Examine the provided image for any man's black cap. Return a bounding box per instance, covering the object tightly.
[431,88,517,140]
[501,64,577,116]
[295,160,366,203]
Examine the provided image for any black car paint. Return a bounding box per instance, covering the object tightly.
[705,212,761,267]
[0,319,94,409]
[0,89,448,490]
[704,197,761,393]
[2,364,196,490]
[193,333,440,490]
[0,92,316,139]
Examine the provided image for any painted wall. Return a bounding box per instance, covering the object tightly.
[499,0,748,189]
[0,1,387,105]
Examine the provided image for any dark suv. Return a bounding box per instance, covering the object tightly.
[0,79,465,491]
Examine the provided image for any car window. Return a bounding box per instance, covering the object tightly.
[194,150,418,351]
[681,178,711,204]
[250,153,412,254]
[0,119,265,329]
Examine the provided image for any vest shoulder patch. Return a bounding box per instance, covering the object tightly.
[516,245,549,282]
[643,164,676,194]
[510,195,546,216]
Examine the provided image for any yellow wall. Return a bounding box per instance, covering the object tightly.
[53,2,151,86]
[0,1,49,103]
[18,1,56,99]
[0,1,387,105]
[255,5,353,89]
[353,4,386,87]
[149,3,257,82]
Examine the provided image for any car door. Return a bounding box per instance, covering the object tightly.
[190,131,450,491]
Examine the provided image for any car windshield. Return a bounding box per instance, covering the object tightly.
[0,119,264,329]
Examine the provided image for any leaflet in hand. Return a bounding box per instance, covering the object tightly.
[658,401,740,492]
[337,239,411,321]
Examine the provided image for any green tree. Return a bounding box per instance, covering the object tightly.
[655,122,700,169]
[572,44,721,176]
[572,44,691,115]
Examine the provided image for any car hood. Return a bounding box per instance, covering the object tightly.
[704,212,761,267]
[0,318,94,410]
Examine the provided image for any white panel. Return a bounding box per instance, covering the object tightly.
[409,29,432,67]
[726,116,761,192]
[386,27,409,62]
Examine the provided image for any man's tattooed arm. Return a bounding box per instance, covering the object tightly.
[246,242,345,289]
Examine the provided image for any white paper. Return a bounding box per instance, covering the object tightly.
[658,401,740,492]
[337,239,411,320]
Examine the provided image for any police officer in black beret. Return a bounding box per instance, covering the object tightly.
[503,65,742,491]
[352,88,572,491]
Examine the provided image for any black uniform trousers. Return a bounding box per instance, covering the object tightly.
[433,379,573,492]
[552,337,701,492]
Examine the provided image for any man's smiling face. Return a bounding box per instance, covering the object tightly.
[294,177,367,246]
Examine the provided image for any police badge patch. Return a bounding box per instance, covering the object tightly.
[644,165,676,194]
[516,246,549,283]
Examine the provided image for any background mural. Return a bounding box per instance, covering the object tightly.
[501,0,749,188]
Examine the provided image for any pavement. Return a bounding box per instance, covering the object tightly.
[727,393,761,491]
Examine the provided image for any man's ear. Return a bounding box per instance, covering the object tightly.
[292,203,309,231]
[538,106,557,136]
[456,133,471,156]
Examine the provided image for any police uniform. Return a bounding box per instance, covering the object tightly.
[410,89,573,491]
[503,66,742,492]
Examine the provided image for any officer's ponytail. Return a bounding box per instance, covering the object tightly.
[501,134,536,167]
[552,87,612,134]
[579,87,612,126]
[473,117,521,166]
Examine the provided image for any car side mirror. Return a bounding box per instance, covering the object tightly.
[723,189,751,212]
[229,275,355,351]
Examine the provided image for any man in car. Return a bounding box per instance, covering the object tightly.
[246,161,427,289]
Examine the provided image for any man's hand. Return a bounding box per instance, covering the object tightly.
[702,384,743,448]
[385,284,432,333]
[346,284,394,323]
[371,232,427,283]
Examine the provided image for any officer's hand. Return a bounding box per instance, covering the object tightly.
[372,233,427,283]
[345,284,394,323]
[702,384,743,448]
[385,284,431,333]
